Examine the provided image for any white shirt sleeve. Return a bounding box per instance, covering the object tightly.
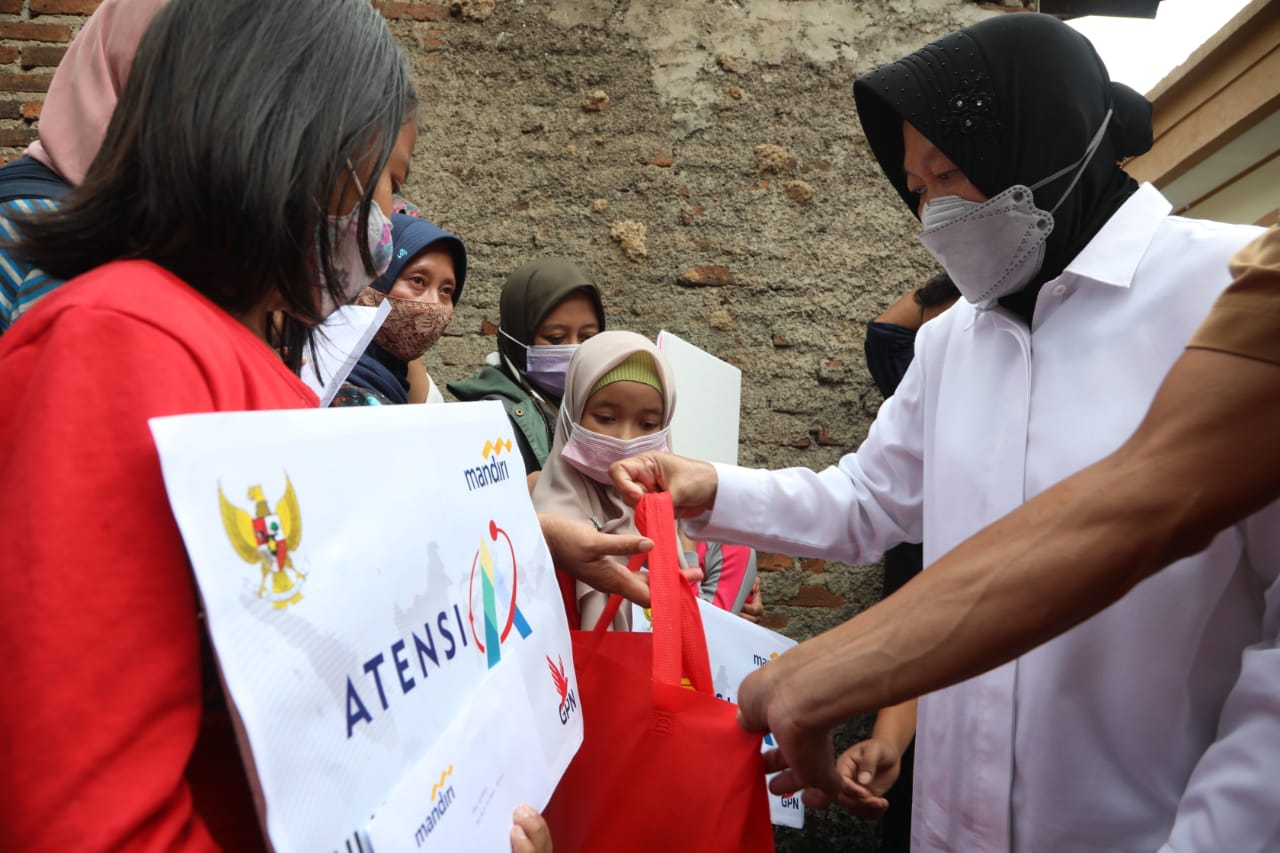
[685,353,927,564]
[1160,504,1280,853]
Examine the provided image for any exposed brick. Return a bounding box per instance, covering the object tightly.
[0,73,54,93]
[0,99,22,120]
[0,0,22,12]
[479,317,498,336]
[756,552,793,572]
[759,612,790,631]
[815,427,844,447]
[677,264,735,287]
[782,584,845,608]
[0,22,72,42]
[0,127,38,148]
[22,99,42,120]
[375,1,450,21]
[0,46,18,65]
[800,558,825,574]
[21,45,66,68]
[29,0,101,13]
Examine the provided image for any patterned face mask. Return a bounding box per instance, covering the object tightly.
[355,287,452,361]
[317,165,395,316]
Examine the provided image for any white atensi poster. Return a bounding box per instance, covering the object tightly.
[150,402,581,852]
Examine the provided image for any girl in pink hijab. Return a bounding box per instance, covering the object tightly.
[532,330,684,630]
[0,0,168,330]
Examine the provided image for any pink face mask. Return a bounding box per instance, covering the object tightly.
[559,417,670,485]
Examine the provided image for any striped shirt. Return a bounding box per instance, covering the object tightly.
[0,196,61,333]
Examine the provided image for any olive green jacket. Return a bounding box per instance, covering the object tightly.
[447,364,555,474]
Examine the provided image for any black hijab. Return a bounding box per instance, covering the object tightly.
[497,257,605,375]
[853,13,1153,322]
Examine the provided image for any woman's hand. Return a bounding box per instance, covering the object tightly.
[610,452,719,518]
[538,513,653,606]
[510,805,552,853]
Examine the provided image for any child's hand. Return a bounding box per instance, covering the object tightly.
[739,579,763,622]
[834,737,900,819]
[510,805,552,853]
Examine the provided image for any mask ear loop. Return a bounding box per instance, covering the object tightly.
[498,327,558,409]
[346,158,368,197]
[1028,107,1114,215]
[341,158,380,275]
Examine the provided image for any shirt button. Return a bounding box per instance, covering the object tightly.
[1052,284,1067,296]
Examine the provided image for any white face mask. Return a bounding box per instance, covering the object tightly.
[918,108,1113,309]
[318,164,395,316]
[559,420,670,485]
[920,187,1053,308]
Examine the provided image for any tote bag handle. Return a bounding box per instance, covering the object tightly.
[592,492,714,693]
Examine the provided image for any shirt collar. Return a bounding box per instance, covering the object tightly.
[1058,182,1172,290]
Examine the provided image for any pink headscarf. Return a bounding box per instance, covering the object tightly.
[532,331,680,630]
[25,0,169,187]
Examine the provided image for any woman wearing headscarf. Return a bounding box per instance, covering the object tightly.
[613,13,1278,852]
[448,257,605,481]
[532,331,676,631]
[0,0,169,331]
[334,212,467,406]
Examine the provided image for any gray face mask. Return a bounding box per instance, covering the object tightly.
[919,108,1113,309]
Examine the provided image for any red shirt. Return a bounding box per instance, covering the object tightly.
[0,261,316,852]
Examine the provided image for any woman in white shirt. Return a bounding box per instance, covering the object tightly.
[614,12,1276,853]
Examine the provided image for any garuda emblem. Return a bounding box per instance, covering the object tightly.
[218,474,306,609]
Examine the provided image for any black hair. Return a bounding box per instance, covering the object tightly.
[13,0,415,372]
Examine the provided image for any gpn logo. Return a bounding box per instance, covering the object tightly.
[547,655,578,725]
[464,437,513,491]
[467,520,532,668]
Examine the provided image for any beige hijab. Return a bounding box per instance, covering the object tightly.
[26,0,170,186]
[532,330,678,630]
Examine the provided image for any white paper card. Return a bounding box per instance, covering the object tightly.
[366,655,554,851]
[301,301,392,406]
[149,402,581,853]
[656,329,742,465]
[631,598,804,827]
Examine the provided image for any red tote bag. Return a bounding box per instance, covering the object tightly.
[543,492,775,852]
